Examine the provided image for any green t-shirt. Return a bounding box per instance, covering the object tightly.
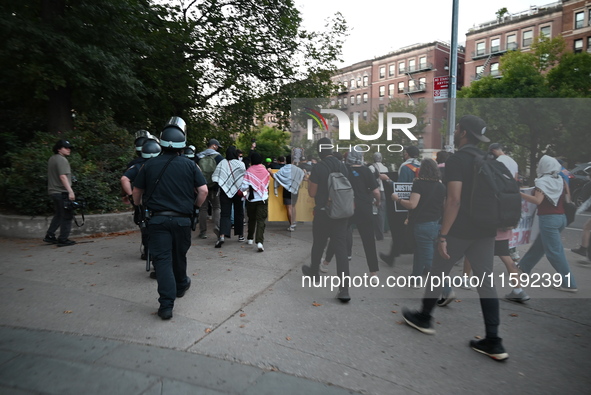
[47,154,71,195]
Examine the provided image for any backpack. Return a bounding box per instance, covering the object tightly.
[323,158,355,219]
[200,154,218,188]
[462,147,522,229]
[405,163,420,178]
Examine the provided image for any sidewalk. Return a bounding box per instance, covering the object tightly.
[0,221,590,394]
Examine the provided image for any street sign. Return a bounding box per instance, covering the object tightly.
[433,76,449,103]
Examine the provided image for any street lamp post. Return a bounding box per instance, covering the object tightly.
[446,0,459,152]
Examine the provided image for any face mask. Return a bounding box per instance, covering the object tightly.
[239,157,243,161]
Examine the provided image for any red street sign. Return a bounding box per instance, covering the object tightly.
[433,76,449,102]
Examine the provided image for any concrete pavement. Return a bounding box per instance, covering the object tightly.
[0,216,590,394]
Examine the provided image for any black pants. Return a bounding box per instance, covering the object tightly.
[348,205,379,273]
[220,190,244,238]
[310,209,350,288]
[47,193,73,241]
[148,216,192,310]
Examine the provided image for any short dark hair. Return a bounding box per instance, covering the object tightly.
[436,151,450,164]
[404,145,419,158]
[417,158,440,181]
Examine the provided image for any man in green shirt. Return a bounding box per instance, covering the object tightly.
[44,140,76,247]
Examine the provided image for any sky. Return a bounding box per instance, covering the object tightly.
[296,0,556,66]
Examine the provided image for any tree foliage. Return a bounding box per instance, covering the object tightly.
[458,36,591,178]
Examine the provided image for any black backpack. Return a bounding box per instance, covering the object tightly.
[462,147,522,229]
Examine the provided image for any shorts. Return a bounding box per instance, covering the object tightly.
[494,239,510,257]
[283,191,298,206]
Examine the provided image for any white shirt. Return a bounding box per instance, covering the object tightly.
[496,154,518,179]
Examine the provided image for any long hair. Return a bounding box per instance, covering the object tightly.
[416,158,440,182]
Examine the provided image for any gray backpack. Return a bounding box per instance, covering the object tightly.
[323,159,355,219]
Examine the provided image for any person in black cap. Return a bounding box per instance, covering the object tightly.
[196,139,224,240]
[44,140,77,247]
[402,114,509,362]
[133,117,208,320]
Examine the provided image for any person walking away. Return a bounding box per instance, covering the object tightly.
[402,115,509,361]
[517,155,578,292]
[196,139,224,239]
[212,146,246,247]
[133,117,208,320]
[369,152,390,241]
[44,139,77,247]
[269,155,305,231]
[241,152,270,252]
[301,138,352,302]
[392,158,445,288]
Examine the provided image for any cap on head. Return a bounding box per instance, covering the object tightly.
[53,139,73,153]
[459,115,489,143]
[208,138,222,149]
[404,145,419,158]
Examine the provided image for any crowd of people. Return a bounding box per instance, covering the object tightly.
[42,114,586,361]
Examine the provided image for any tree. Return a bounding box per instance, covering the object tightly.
[237,125,290,160]
[458,35,591,179]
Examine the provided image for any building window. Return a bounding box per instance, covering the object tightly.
[408,80,415,92]
[330,99,335,106]
[574,38,584,53]
[507,34,517,50]
[490,62,499,77]
[408,59,416,72]
[575,11,584,29]
[350,95,355,105]
[389,64,395,77]
[491,38,500,53]
[540,25,551,37]
[419,56,427,69]
[379,85,385,97]
[397,81,405,93]
[362,111,368,121]
[522,30,533,47]
[363,93,368,103]
[350,78,356,89]
[356,94,361,105]
[417,97,425,104]
[476,41,485,56]
[342,81,348,90]
[418,77,426,90]
[388,84,395,97]
[379,66,386,79]
[363,75,369,87]
[588,37,591,52]
[357,77,362,87]
[476,65,484,77]
[378,104,384,112]
[399,61,406,74]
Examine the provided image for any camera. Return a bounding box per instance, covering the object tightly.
[64,198,87,210]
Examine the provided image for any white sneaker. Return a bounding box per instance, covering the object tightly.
[370,275,379,286]
[247,239,253,245]
[319,261,329,273]
[257,242,264,252]
[287,226,296,232]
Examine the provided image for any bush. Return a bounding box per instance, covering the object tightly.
[0,117,135,216]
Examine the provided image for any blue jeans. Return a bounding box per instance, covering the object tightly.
[412,221,440,277]
[518,214,577,289]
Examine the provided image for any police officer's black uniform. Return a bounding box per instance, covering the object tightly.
[133,118,207,320]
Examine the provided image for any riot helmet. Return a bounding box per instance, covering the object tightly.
[134,130,155,152]
[183,145,196,159]
[141,139,162,158]
[160,116,186,149]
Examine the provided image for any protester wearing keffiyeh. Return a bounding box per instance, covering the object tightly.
[272,163,305,197]
[241,152,270,251]
[211,146,246,247]
[242,152,270,201]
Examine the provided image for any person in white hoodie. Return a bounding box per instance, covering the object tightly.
[269,155,305,231]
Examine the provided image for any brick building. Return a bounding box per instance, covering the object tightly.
[562,0,591,53]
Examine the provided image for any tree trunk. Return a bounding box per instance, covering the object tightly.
[47,87,73,134]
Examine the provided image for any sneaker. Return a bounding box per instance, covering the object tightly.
[198,231,208,239]
[57,239,76,247]
[43,235,58,244]
[370,275,379,286]
[505,289,530,303]
[379,252,394,267]
[510,251,520,262]
[571,246,588,257]
[402,307,435,335]
[157,308,173,320]
[470,338,509,361]
[301,265,320,283]
[257,242,264,252]
[553,285,578,293]
[460,279,472,290]
[247,239,254,245]
[149,271,157,279]
[336,288,351,302]
[214,238,224,248]
[238,236,245,242]
[287,225,296,232]
[436,290,456,307]
[319,261,329,273]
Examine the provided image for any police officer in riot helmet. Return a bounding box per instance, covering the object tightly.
[183,145,196,160]
[121,137,161,270]
[127,130,153,169]
[133,117,208,320]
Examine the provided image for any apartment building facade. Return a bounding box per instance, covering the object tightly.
[562,0,591,53]
[464,2,563,85]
